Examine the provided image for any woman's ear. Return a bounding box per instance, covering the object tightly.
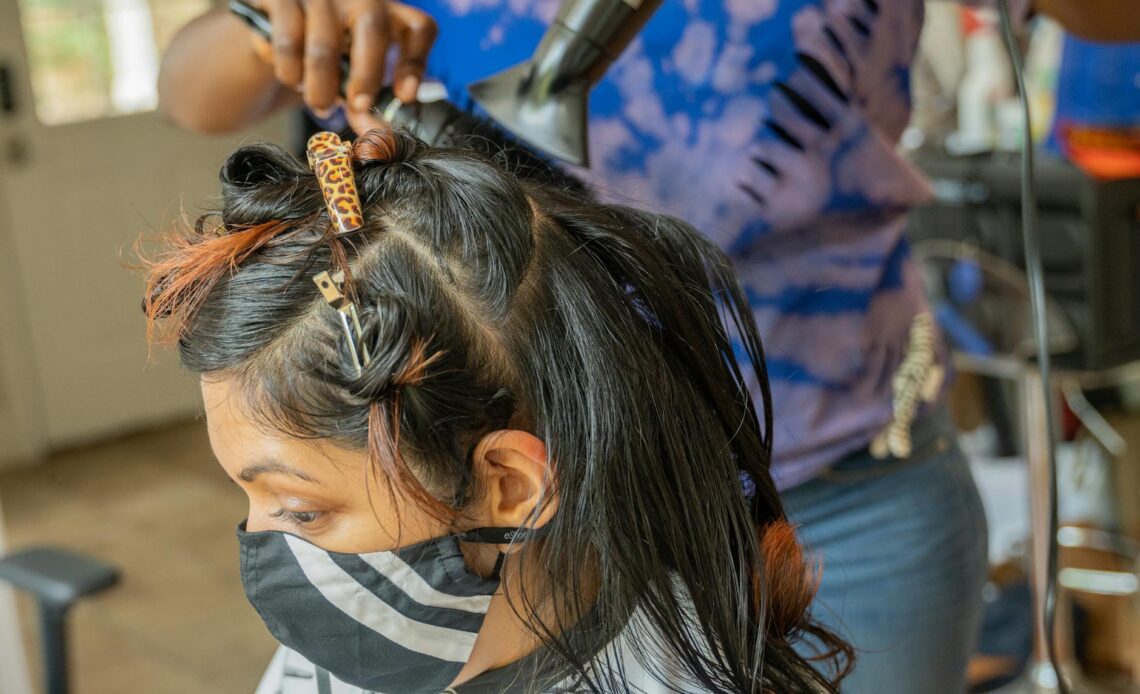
[471,430,556,531]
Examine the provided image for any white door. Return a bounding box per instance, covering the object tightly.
[0,0,286,464]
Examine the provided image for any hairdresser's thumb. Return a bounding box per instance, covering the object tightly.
[345,105,390,137]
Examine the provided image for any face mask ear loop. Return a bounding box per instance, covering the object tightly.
[459,526,549,580]
[492,552,508,580]
[315,667,333,694]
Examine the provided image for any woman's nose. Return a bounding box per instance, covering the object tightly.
[243,508,270,533]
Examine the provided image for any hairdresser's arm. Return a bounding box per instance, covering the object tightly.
[1033,0,1140,43]
[158,10,296,134]
[158,1,437,135]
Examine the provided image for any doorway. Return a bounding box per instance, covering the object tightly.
[0,0,286,465]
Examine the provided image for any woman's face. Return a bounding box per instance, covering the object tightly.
[203,375,561,682]
[201,376,449,554]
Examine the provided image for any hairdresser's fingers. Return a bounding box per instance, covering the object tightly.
[250,32,275,66]
[344,101,389,135]
[267,0,305,88]
[345,1,388,112]
[388,2,437,103]
[303,0,342,115]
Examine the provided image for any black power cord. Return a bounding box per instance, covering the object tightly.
[996,2,1069,692]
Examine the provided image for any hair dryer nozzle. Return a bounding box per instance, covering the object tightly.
[467,0,662,168]
[468,64,591,167]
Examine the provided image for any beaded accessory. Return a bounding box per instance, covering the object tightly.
[870,312,946,459]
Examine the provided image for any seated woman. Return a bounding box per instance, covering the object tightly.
[142,125,850,693]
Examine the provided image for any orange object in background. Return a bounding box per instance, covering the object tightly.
[1058,123,1140,179]
[1050,36,1140,179]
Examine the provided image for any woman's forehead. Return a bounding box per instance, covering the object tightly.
[200,376,360,484]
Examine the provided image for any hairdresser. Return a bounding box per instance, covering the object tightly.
[158,2,1140,692]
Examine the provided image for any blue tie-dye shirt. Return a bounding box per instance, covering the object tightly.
[406,0,1021,488]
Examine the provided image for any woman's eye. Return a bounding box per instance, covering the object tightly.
[269,509,325,527]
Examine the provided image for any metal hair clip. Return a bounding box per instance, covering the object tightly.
[313,270,371,377]
[381,96,403,123]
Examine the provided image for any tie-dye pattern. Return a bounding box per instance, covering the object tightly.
[405,0,1012,488]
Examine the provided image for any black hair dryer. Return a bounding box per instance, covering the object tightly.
[468,0,663,167]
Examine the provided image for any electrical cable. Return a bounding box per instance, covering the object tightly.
[996,2,1070,692]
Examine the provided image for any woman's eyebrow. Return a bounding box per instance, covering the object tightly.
[238,460,323,485]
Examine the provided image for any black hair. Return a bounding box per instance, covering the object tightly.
[144,126,851,692]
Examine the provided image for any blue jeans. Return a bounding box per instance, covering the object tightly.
[782,408,988,693]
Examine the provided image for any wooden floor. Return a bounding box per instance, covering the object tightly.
[0,421,277,694]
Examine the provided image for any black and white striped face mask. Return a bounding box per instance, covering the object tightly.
[237,522,531,693]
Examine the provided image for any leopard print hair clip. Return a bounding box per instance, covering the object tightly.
[307,131,364,234]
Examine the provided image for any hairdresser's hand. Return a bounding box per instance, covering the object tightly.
[249,0,437,118]
[1032,0,1140,42]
